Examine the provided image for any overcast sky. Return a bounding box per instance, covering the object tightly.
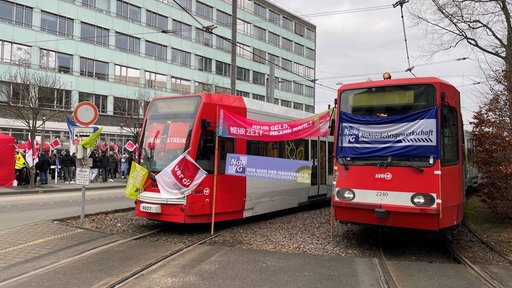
[274,0,482,128]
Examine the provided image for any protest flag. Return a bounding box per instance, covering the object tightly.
[155,151,207,198]
[125,162,148,200]
[79,127,102,149]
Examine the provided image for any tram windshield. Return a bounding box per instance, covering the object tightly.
[338,84,436,168]
[139,96,200,172]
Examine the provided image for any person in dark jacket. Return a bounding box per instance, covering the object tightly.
[100,151,109,182]
[60,151,76,183]
[36,153,51,184]
[89,150,101,182]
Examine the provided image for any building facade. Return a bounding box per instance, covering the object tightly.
[0,0,316,150]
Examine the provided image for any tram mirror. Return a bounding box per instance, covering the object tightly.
[201,119,211,131]
[329,118,335,136]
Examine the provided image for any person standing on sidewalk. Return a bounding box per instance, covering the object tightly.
[35,153,51,184]
[107,151,117,182]
[100,151,109,182]
[60,151,76,184]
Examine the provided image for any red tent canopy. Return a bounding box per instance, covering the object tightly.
[0,133,16,186]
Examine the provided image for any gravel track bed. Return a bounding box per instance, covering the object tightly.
[63,205,512,266]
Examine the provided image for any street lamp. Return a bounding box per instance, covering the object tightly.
[42,116,46,154]
[120,123,125,153]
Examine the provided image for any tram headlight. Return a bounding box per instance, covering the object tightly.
[336,188,355,201]
[410,193,435,207]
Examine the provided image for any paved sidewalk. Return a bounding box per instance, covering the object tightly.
[0,177,127,195]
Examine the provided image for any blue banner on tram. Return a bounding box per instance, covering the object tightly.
[337,107,439,158]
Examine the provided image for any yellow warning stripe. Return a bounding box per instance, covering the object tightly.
[0,228,84,254]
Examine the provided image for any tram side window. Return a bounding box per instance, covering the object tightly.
[196,130,214,173]
[247,139,308,160]
[441,105,459,166]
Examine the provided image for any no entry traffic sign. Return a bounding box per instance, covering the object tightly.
[73,101,99,126]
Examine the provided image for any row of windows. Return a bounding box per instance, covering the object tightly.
[0,0,315,80]
[0,79,314,117]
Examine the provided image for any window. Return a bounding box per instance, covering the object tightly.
[196,55,212,72]
[305,47,315,60]
[305,105,314,113]
[40,49,73,74]
[79,92,108,114]
[80,57,108,80]
[253,25,266,41]
[293,63,304,75]
[293,82,304,95]
[236,67,250,82]
[281,79,292,93]
[268,32,280,47]
[281,99,291,108]
[145,41,167,61]
[174,0,191,10]
[295,22,305,37]
[216,36,231,52]
[171,77,191,94]
[38,87,72,110]
[293,102,304,111]
[305,86,314,98]
[269,10,280,25]
[215,86,231,94]
[294,43,304,56]
[146,10,168,30]
[145,71,166,91]
[282,17,292,31]
[114,65,139,86]
[441,105,459,166]
[252,71,265,86]
[173,20,192,39]
[216,10,231,27]
[171,49,191,67]
[116,0,141,23]
[237,43,251,59]
[113,97,138,116]
[282,38,292,52]
[253,48,266,64]
[41,11,73,38]
[253,94,265,102]
[215,61,230,77]
[196,28,213,46]
[268,53,279,65]
[236,90,250,98]
[195,81,212,93]
[82,0,110,12]
[0,1,33,28]
[254,2,266,19]
[281,58,292,71]
[306,28,316,41]
[237,19,250,35]
[81,23,109,46]
[115,32,140,54]
[0,41,31,66]
[196,2,213,20]
[305,66,314,79]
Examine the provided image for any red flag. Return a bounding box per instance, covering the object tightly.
[101,142,108,151]
[155,151,207,198]
[49,138,61,149]
[125,141,136,151]
[25,139,39,167]
[110,142,119,151]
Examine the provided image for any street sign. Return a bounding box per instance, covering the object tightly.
[76,167,90,185]
[73,101,99,126]
[73,127,95,137]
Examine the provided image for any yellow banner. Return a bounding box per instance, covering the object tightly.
[124,162,148,200]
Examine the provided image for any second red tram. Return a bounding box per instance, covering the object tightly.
[134,93,333,223]
[332,77,465,230]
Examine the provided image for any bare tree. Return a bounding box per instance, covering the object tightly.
[407,1,512,108]
[0,67,69,188]
[113,88,151,146]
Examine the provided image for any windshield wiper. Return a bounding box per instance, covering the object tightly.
[377,160,424,172]
[401,163,424,173]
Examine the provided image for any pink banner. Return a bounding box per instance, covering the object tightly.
[218,109,331,141]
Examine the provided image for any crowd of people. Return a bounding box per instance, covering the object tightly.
[15,149,134,185]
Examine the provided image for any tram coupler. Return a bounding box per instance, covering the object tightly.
[375,209,388,218]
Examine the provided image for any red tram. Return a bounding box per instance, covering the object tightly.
[134,94,333,223]
[332,77,465,230]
